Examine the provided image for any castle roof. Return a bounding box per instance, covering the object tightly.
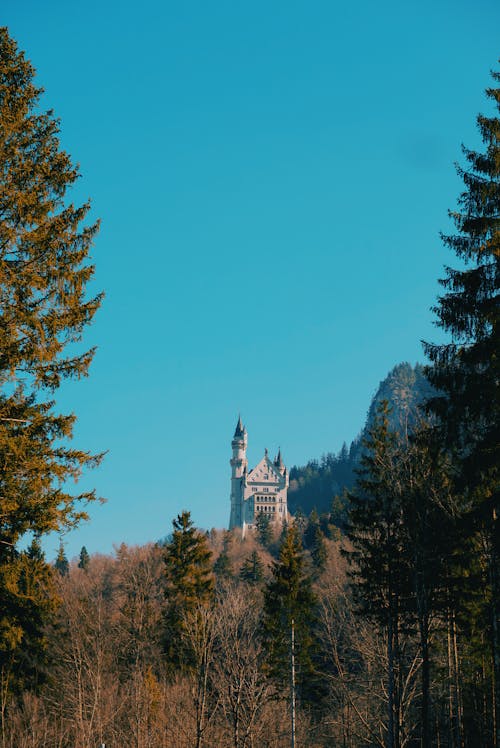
[234,415,245,438]
[247,453,285,484]
[274,448,284,469]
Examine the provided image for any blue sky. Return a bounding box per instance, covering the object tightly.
[3,0,500,559]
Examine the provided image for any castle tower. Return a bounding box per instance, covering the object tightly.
[229,416,248,530]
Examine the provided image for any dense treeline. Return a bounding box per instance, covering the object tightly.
[2,494,497,747]
[0,519,380,746]
[288,362,434,522]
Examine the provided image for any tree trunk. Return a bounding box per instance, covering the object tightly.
[387,612,395,748]
[451,612,462,748]
[447,610,455,748]
[421,616,430,748]
[488,507,500,748]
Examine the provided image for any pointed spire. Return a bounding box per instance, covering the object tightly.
[234,415,244,438]
[274,447,284,468]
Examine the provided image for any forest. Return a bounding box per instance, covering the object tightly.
[0,25,499,748]
[287,361,434,523]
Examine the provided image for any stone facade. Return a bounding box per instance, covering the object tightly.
[229,417,289,533]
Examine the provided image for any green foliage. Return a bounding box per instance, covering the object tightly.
[239,550,265,585]
[0,537,57,695]
[303,510,327,573]
[255,512,273,549]
[288,448,354,524]
[261,524,322,706]
[54,541,69,577]
[0,28,103,697]
[364,362,433,438]
[214,532,233,580]
[346,400,408,622]
[78,545,90,571]
[162,511,214,670]
[345,401,412,747]
[0,28,103,540]
[288,363,433,519]
[424,68,500,742]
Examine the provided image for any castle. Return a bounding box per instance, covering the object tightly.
[229,417,289,533]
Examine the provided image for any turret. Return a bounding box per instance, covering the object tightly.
[229,416,248,529]
[274,448,285,473]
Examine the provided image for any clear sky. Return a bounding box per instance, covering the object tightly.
[3,0,500,559]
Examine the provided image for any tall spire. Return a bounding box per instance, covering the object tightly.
[234,414,244,438]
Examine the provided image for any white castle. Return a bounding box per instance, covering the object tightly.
[229,417,289,533]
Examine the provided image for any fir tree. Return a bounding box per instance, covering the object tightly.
[255,512,273,549]
[214,532,233,580]
[78,546,90,571]
[239,550,265,585]
[0,28,103,689]
[345,401,409,748]
[54,541,69,577]
[424,67,500,744]
[261,524,321,707]
[0,536,57,706]
[162,511,214,670]
[400,427,459,747]
[303,510,327,573]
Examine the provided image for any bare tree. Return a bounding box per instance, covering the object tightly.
[47,559,119,748]
[212,582,276,748]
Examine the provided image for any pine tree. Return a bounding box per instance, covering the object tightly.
[345,400,409,748]
[162,511,214,670]
[239,550,265,585]
[0,27,103,689]
[78,546,90,571]
[255,512,273,549]
[14,538,57,687]
[54,540,69,577]
[424,67,500,745]
[0,534,56,734]
[400,427,458,747]
[214,532,233,580]
[304,509,327,573]
[261,524,321,707]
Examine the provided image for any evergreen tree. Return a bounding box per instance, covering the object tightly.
[424,68,500,744]
[303,510,327,573]
[214,532,233,580]
[239,550,265,585]
[345,401,409,748]
[78,545,90,571]
[0,28,103,690]
[54,540,69,577]
[0,536,57,706]
[329,491,349,534]
[261,524,321,707]
[292,508,307,537]
[255,512,273,549]
[162,511,214,670]
[400,427,458,747]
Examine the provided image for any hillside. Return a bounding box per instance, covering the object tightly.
[287,362,433,522]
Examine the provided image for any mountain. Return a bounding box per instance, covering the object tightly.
[287,362,433,524]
